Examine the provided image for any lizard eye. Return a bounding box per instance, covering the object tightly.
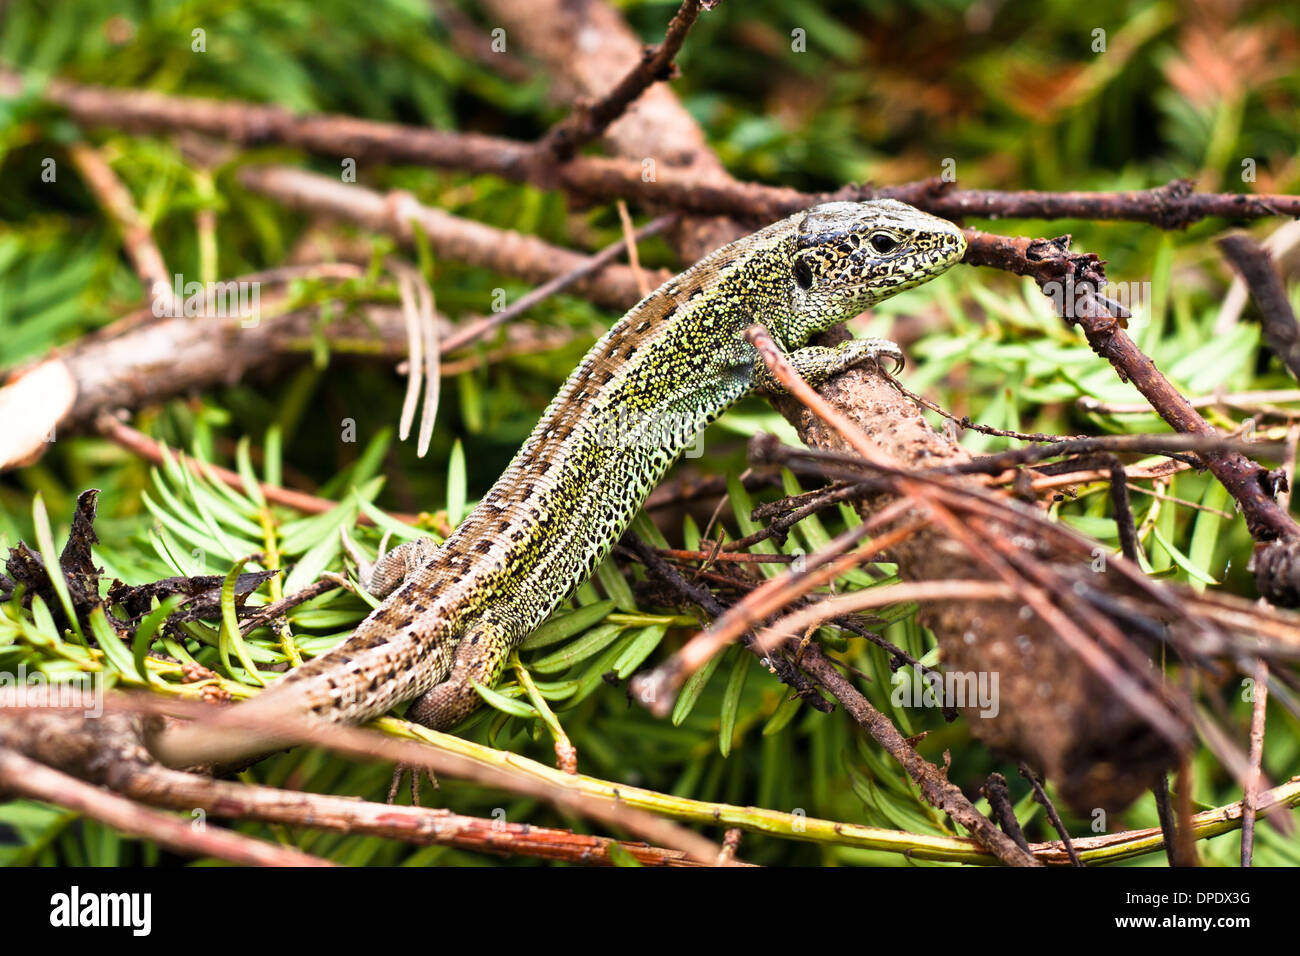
[793,258,813,290]
[869,233,898,255]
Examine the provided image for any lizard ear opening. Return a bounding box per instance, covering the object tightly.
[793,258,813,290]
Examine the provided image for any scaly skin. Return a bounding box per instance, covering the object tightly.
[152,199,965,768]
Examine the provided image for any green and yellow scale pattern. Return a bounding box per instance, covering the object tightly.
[157,199,965,767]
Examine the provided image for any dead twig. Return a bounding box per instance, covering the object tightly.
[0,746,334,867]
[1016,763,1083,866]
[1242,658,1270,866]
[965,229,1300,555]
[1219,233,1300,382]
[794,644,1040,867]
[532,0,713,163]
[11,69,1300,227]
[121,762,713,867]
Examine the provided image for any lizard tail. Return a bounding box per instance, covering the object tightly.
[148,612,458,769]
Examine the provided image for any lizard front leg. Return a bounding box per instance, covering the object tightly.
[362,535,442,598]
[753,335,904,393]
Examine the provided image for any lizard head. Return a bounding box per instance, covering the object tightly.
[787,199,966,333]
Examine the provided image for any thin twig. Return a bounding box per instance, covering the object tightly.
[10,70,1300,226]
[67,141,176,315]
[123,762,712,867]
[439,212,678,353]
[965,230,1300,547]
[1219,233,1300,382]
[794,644,1041,867]
[533,0,712,163]
[1018,762,1083,867]
[981,773,1031,852]
[0,746,333,866]
[1242,658,1269,867]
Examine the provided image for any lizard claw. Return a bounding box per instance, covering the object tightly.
[868,340,906,375]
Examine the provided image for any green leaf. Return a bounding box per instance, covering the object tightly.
[31,493,81,641]
[353,495,432,542]
[671,646,725,726]
[595,556,636,612]
[522,600,616,650]
[762,692,803,736]
[235,435,267,507]
[718,646,750,757]
[470,677,540,719]
[612,623,668,679]
[131,595,184,685]
[564,631,638,706]
[218,557,265,685]
[446,439,467,527]
[530,622,624,674]
[1151,525,1218,586]
[87,606,133,678]
[263,426,284,489]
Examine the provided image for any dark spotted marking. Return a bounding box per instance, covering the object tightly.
[218,198,966,754]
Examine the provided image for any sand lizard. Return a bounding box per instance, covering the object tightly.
[152,199,966,768]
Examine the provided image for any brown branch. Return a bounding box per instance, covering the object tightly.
[8,691,1298,865]
[3,224,646,468]
[1242,658,1269,867]
[624,528,1038,867]
[4,694,734,865]
[886,177,1300,231]
[1080,388,1300,415]
[794,644,1040,867]
[630,499,924,706]
[748,325,1194,759]
[760,323,1185,812]
[238,165,665,312]
[439,212,678,353]
[980,772,1031,852]
[748,580,1019,654]
[1029,775,1300,865]
[67,141,176,314]
[1219,233,1300,382]
[620,532,834,713]
[964,229,1300,549]
[533,0,712,163]
[7,69,1299,229]
[477,0,743,261]
[120,762,711,867]
[237,576,351,636]
[0,746,333,867]
[1018,762,1083,867]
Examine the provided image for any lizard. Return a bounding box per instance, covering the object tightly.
[150,198,966,769]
